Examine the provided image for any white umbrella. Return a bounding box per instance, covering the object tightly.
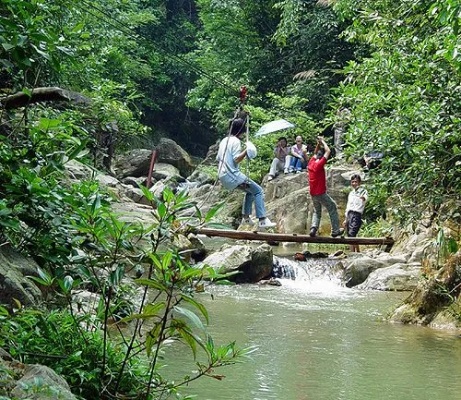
[254,119,295,137]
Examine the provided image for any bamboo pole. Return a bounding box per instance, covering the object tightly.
[195,228,394,251]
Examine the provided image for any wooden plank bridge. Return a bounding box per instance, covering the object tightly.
[195,228,395,252]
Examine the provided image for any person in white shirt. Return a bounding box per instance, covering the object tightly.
[343,174,368,252]
[288,135,308,173]
[216,117,276,230]
[267,136,291,181]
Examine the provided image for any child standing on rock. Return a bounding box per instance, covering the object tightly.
[343,174,368,252]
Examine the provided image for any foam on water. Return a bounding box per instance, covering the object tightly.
[272,255,356,298]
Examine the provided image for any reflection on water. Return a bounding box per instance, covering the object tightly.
[162,255,461,400]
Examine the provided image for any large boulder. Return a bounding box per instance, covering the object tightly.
[356,263,422,291]
[114,149,153,178]
[200,243,273,283]
[261,166,349,235]
[151,162,183,182]
[182,184,244,227]
[341,256,389,287]
[0,245,42,307]
[113,140,194,180]
[266,187,310,234]
[155,138,195,177]
[197,141,219,167]
[1,348,79,400]
[11,364,78,400]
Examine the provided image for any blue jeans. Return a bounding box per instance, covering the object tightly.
[238,179,267,218]
[289,157,306,171]
[311,193,341,233]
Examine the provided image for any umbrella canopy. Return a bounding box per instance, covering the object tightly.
[254,119,295,137]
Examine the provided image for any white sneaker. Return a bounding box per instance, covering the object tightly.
[238,217,256,231]
[284,168,289,174]
[267,175,274,181]
[258,218,276,229]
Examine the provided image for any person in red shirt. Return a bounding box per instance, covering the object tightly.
[307,136,344,238]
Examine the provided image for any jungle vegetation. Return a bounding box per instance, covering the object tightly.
[0,0,461,398]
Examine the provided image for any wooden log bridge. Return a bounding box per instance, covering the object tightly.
[195,228,395,252]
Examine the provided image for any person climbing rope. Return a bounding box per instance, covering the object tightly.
[216,116,276,230]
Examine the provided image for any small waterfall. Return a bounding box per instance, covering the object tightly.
[272,255,346,293]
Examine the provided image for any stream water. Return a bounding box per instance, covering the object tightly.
[161,246,461,400]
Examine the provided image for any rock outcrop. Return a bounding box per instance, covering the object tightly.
[199,243,273,283]
[67,140,461,332]
[0,348,79,400]
[0,245,43,308]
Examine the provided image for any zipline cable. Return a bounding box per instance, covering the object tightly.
[78,0,237,96]
[78,0,313,130]
[72,2,313,229]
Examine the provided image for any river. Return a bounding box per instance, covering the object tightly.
[160,249,461,400]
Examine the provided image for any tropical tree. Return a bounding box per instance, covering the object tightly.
[187,0,356,146]
[0,1,249,398]
[273,0,356,118]
[330,0,461,226]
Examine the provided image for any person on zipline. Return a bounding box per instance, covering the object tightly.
[216,117,276,230]
[307,136,344,238]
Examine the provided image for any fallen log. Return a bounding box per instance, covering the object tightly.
[0,87,90,109]
[195,228,395,252]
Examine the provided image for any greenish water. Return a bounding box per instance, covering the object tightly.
[162,264,461,400]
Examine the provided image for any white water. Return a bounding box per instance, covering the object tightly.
[272,255,353,296]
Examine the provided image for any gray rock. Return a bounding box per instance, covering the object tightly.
[187,169,214,185]
[65,159,94,180]
[151,162,182,181]
[121,176,149,188]
[115,149,153,178]
[357,263,422,291]
[342,256,388,287]
[375,253,411,265]
[155,138,195,177]
[0,245,42,307]
[200,243,273,283]
[11,364,78,400]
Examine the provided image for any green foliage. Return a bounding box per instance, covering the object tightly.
[359,217,393,239]
[0,307,148,398]
[0,12,250,390]
[0,113,91,266]
[273,0,356,117]
[0,0,75,88]
[331,0,461,226]
[0,183,250,399]
[188,0,284,130]
[187,0,356,154]
[435,228,459,267]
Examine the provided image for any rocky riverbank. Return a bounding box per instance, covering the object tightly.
[1,139,460,399]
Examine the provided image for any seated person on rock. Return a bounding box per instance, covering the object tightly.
[288,136,308,173]
[267,136,291,181]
